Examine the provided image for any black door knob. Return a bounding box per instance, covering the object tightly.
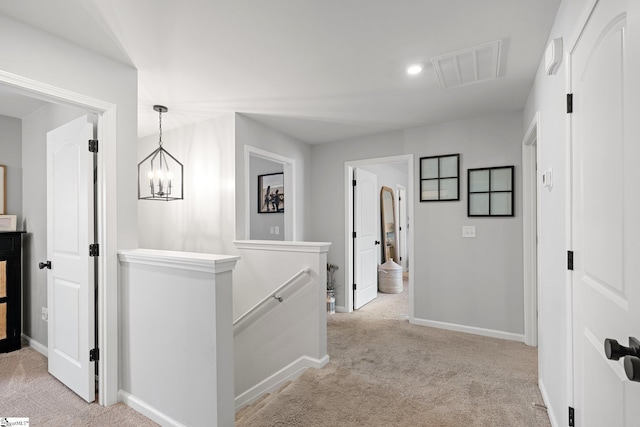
[625,356,640,382]
[38,261,52,270]
[605,337,640,383]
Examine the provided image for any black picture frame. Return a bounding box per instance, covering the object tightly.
[419,154,460,202]
[467,166,515,217]
[258,172,285,213]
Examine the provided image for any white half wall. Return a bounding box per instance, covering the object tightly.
[118,249,239,427]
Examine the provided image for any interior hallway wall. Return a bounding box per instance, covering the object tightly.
[0,115,22,223]
[138,114,236,255]
[235,114,311,242]
[523,0,589,424]
[309,111,524,338]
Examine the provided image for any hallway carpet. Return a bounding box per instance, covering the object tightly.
[0,345,157,426]
[237,283,551,427]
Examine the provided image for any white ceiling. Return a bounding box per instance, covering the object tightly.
[0,0,560,144]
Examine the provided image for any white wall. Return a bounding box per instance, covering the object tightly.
[523,0,588,425]
[21,103,95,346]
[250,157,284,240]
[235,114,311,241]
[309,111,524,337]
[138,114,236,254]
[0,115,22,223]
[0,14,138,251]
[0,14,137,351]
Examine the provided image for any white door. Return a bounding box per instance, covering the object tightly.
[46,115,96,403]
[571,0,640,424]
[353,168,378,309]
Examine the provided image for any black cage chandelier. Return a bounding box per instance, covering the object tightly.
[138,105,184,201]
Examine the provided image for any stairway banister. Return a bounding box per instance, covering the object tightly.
[233,267,312,330]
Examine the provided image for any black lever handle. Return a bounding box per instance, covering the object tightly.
[604,337,640,382]
[625,356,640,382]
[605,337,640,360]
[39,261,51,270]
[375,241,381,245]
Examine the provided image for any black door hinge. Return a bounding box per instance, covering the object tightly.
[90,348,99,362]
[567,94,573,114]
[88,139,99,153]
[568,250,574,271]
[353,231,357,238]
[352,179,357,187]
[399,256,402,261]
[89,243,99,257]
[353,283,357,290]
[569,406,574,426]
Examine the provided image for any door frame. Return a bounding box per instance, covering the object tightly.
[0,70,118,406]
[396,184,407,272]
[244,145,296,241]
[522,112,540,347]
[565,0,602,412]
[344,155,414,317]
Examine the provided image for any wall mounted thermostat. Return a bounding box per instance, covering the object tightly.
[545,38,563,76]
[542,169,553,190]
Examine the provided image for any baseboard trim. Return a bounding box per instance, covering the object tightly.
[410,317,525,343]
[22,334,48,357]
[119,390,186,427]
[335,305,348,313]
[235,354,330,411]
[538,378,558,427]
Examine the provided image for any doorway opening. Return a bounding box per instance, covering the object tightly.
[522,112,540,347]
[244,145,296,241]
[344,155,414,320]
[0,71,118,405]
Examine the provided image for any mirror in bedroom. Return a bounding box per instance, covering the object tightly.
[380,186,398,263]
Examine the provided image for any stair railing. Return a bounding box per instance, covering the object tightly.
[233,267,312,335]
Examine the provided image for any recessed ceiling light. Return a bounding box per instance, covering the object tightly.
[406,64,423,75]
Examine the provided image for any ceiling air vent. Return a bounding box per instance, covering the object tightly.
[431,40,502,89]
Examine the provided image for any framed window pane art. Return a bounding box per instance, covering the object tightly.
[467,166,514,216]
[420,154,460,202]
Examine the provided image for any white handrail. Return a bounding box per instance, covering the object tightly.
[233,267,312,327]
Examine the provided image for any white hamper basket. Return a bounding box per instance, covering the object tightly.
[378,259,403,294]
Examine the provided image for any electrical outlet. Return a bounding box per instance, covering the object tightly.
[274,226,279,235]
[41,307,48,322]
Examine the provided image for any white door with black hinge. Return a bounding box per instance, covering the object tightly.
[46,115,96,403]
[571,0,640,424]
[354,168,378,309]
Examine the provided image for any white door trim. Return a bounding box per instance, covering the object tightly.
[522,112,540,347]
[0,70,118,406]
[344,155,414,318]
[564,0,600,411]
[244,145,296,241]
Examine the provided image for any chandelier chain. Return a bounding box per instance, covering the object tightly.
[158,109,163,147]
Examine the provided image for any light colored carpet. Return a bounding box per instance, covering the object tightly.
[237,280,551,427]
[0,345,157,426]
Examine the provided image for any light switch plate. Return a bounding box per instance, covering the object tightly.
[462,226,476,238]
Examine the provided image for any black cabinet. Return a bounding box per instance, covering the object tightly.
[0,232,24,353]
